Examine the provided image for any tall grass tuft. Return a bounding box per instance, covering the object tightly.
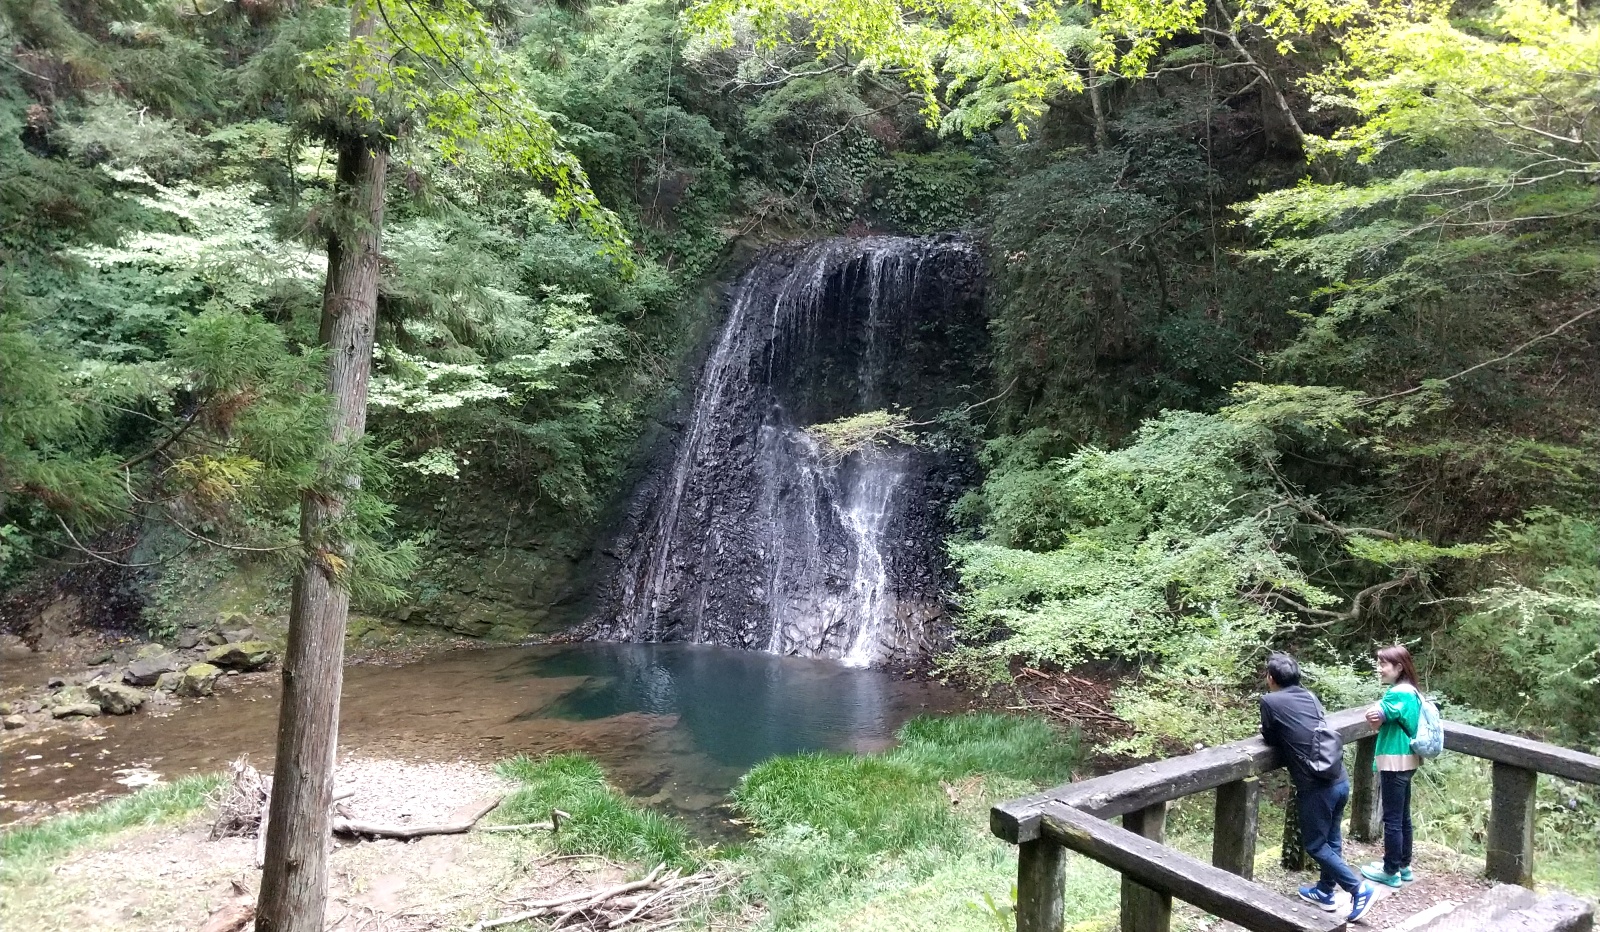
[493,753,697,870]
[0,774,225,881]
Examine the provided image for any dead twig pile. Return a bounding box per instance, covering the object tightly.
[1009,667,1132,733]
[210,757,270,841]
[469,862,738,932]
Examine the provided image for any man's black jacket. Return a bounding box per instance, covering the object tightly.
[1260,685,1347,787]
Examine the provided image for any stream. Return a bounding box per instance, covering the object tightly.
[0,642,965,831]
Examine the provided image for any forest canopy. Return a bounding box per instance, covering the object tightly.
[2,0,1597,752]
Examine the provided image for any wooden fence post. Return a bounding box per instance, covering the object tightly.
[1213,778,1260,879]
[1121,803,1172,932]
[1348,737,1381,842]
[1486,762,1537,886]
[1018,838,1066,932]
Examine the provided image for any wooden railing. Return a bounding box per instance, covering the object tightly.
[991,707,1600,932]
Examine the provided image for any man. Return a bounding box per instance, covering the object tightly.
[1260,652,1377,923]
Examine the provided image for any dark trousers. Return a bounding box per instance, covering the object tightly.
[1380,769,1415,873]
[1299,777,1363,894]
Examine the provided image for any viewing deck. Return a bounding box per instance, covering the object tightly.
[992,707,1600,932]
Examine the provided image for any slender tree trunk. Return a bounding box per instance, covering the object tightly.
[255,32,388,932]
[1088,74,1109,151]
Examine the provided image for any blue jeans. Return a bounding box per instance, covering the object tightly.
[1380,770,1415,874]
[1299,778,1363,894]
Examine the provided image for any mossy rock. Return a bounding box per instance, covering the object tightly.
[205,641,274,671]
[87,681,145,715]
[178,663,222,697]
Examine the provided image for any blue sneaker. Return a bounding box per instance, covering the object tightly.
[1399,866,1415,884]
[1298,885,1339,911]
[1348,882,1377,924]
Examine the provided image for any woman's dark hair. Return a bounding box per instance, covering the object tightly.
[1265,652,1301,687]
[1375,644,1419,686]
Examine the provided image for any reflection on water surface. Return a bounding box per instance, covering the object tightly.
[0,641,964,829]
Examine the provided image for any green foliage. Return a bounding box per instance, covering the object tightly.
[685,0,1080,132]
[1445,509,1600,747]
[492,753,698,870]
[0,774,224,882]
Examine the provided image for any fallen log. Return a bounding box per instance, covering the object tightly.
[332,795,503,840]
[197,899,254,932]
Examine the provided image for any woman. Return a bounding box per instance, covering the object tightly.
[1362,644,1422,887]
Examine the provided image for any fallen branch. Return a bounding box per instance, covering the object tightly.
[478,807,571,834]
[332,795,503,840]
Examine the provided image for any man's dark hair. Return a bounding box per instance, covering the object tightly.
[1266,652,1302,687]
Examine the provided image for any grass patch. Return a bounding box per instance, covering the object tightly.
[0,774,224,881]
[732,712,1084,928]
[493,753,698,870]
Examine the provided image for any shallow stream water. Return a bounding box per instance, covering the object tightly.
[0,642,965,830]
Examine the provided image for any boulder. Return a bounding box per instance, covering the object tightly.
[176,629,201,649]
[86,649,114,666]
[51,698,100,718]
[222,627,256,643]
[134,643,170,659]
[3,715,26,730]
[177,663,222,697]
[46,676,66,689]
[123,654,179,686]
[87,682,145,715]
[203,631,228,646]
[0,700,12,715]
[205,641,274,671]
[155,671,184,693]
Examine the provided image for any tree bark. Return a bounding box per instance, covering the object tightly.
[255,10,388,927]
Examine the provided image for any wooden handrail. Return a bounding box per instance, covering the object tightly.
[1041,802,1346,932]
[1444,722,1600,784]
[994,708,1600,845]
[994,708,1373,844]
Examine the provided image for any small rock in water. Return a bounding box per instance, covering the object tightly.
[46,676,66,689]
[87,682,145,715]
[3,714,27,729]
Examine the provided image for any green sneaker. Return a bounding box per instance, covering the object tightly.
[1361,862,1404,888]
[1399,867,1415,884]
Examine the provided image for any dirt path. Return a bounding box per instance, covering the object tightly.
[0,757,643,932]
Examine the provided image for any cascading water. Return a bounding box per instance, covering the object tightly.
[593,235,984,667]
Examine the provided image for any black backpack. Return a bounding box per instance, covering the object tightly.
[1301,697,1344,777]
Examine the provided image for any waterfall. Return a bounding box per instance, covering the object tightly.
[595,235,983,667]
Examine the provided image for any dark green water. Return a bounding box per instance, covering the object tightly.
[521,642,956,770]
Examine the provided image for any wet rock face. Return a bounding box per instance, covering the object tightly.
[593,236,985,666]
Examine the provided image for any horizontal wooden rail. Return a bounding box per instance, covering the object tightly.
[995,708,1373,844]
[1041,802,1346,932]
[1444,722,1600,785]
